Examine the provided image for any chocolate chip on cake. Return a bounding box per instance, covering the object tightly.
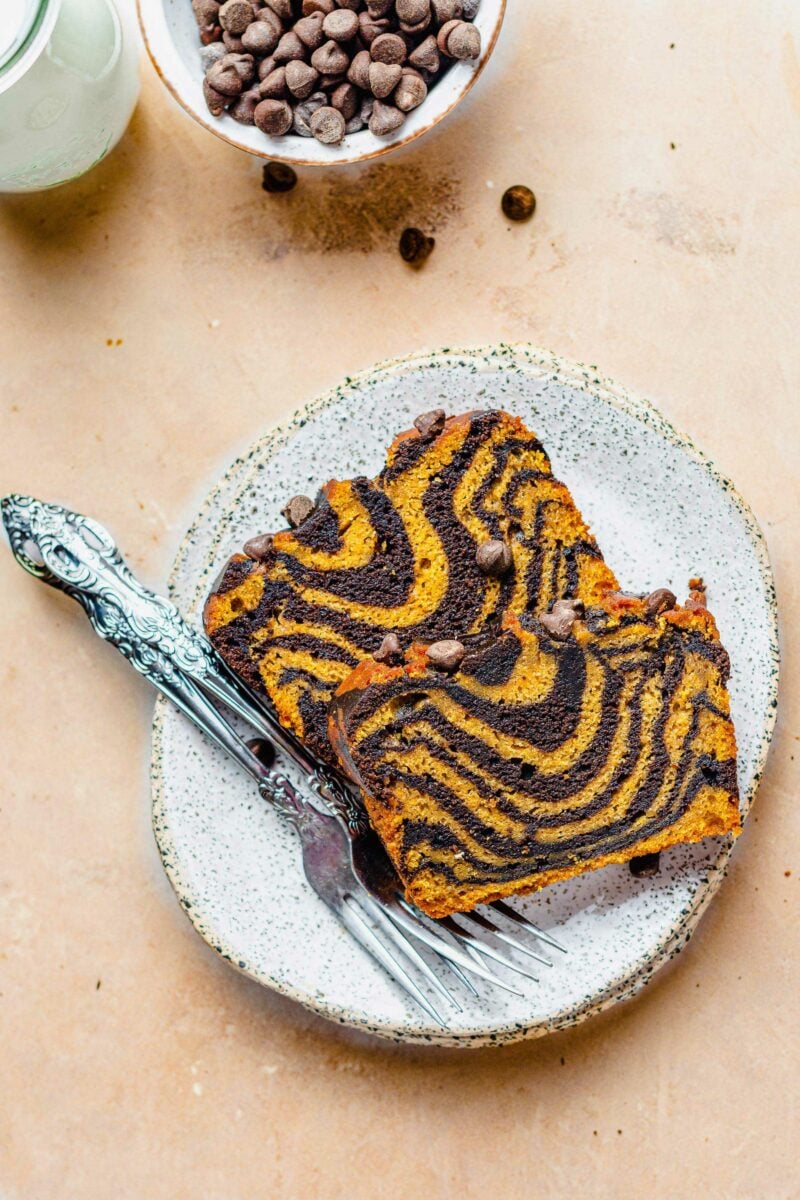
[281,494,316,527]
[374,633,403,664]
[414,408,446,439]
[540,598,585,641]
[630,852,661,878]
[644,588,677,618]
[476,538,513,577]
[243,532,275,559]
[427,639,466,672]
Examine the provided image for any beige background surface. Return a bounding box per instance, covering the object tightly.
[2,2,799,1197]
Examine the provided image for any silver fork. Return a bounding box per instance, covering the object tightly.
[2,495,564,1022]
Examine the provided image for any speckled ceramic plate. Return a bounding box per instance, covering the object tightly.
[151,345,779,1047]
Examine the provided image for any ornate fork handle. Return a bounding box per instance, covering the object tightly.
[1,494,318,828]
[2,494,225,687]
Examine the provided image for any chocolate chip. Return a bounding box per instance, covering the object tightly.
[369,60,402,98]
[243,532,275,559]
[394,68,427,111]
[539,598,585,641]
[284,58,318,98]
[630,853,661,878]
[426,639,465,673]
[309,105,346,144]
[399,227,435,265]
[241,20,279,54]
[258,65,287,98]
[476,539,513,577]
[397,0,430,22]
[368,100,405,137]
[373,633,403,664]
[281,494,316,527]
[218,0,255,35]
[229,86,261,123]
[408,34,440,72]
[311,39,350,75]
[644,588,677,618]
[293,91,327,134]
[206,58,246,95]
[502,185,537,222]
[322,8,359,40]
[440,19,481,60]
[262,160,298,192]
[254,97,293,134]
[414,408,446,439]
[347,48,372,88]
[371,33,407,64]
[203,77,230,115]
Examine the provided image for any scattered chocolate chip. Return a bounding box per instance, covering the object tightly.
[374,633,403,664]
[399,226,435,265]
[414,408,446,439]
[243,532,274,559]
[426,639,466,672]
[539,598,584,641]
[630,852,661,878]
[476,538,513,577]
[281,494,316,527]
[644,587,677,618]
[262,160,297,192]
[502,184,536,222]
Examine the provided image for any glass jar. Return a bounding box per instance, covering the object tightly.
[0,0,140,192]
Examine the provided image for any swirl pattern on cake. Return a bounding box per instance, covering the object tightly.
[204,411,619,763]
[330,600,740,917]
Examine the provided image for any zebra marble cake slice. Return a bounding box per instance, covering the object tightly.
[329,594,740,918]
[203,410,619,765]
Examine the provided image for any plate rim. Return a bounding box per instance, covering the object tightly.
[151,342,780,1048]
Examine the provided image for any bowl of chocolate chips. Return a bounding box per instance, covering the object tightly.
[138,0,505,165]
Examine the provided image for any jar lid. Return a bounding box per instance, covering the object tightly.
[0,0,61,92]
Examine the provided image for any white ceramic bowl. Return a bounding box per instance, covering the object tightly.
[137,0,506,166]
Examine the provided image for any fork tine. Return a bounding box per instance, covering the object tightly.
[440,916,540,983]
[439,954,480,998]
[359,894,463,1013]
[489,900,568,953]
[394,899,523,995]
[341,897,446,1026]
[457,910,553,967]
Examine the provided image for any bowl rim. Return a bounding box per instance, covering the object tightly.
[136,0,507,167]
